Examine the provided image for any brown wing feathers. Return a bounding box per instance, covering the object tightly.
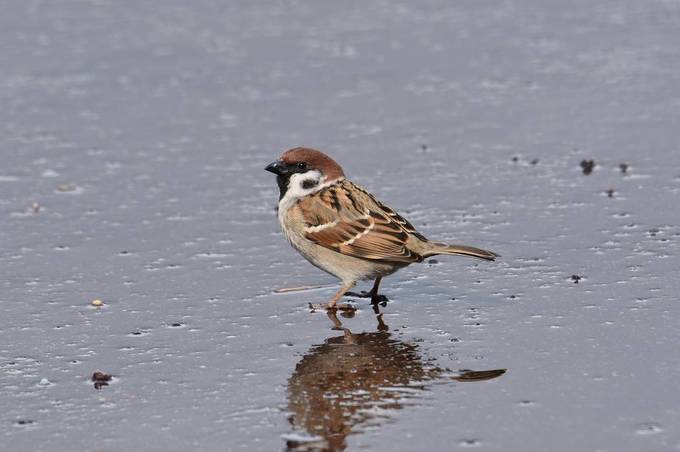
[298,180,425,264]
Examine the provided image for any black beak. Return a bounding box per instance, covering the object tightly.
[265,160,288,175]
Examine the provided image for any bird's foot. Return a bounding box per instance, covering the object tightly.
[345,290,372,298]
[308,302,357,313]
[370,294,389,306]
[345,291,389,306]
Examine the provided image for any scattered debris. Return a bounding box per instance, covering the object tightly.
[459,439,482,447]
[571,274,582,284]
[275,284,331,294]
[91,299,104,307]
[92,371,113,390]
[580,160,595,175]
[57,184,76,192]
[15,419,35,426]
[452,368,506,382]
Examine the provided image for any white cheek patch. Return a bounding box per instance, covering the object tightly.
[287,171,324,198]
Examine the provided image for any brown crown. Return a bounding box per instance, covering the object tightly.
[280,147,345,181]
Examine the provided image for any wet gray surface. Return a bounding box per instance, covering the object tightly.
[2,1,680,451]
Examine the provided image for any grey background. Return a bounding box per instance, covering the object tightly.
[1,1,679,451]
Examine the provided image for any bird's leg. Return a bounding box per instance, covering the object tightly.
[326,282,356,310]
[345,277,388,305]
[368,277,385,303]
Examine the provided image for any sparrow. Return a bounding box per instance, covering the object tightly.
[265,147,498,309]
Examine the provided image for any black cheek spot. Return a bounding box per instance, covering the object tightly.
[302,179,318,190]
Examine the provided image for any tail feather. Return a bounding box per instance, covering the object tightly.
[424,242,498,261]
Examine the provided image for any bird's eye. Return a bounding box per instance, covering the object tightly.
[296,162,307,170]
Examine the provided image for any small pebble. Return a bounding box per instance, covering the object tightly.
[57,184,75,192]
[38,378,51,386]
[92,371,112,382]
[605,189,614,198]
[15,419,35,426]
[619,163,629,174]
[31,202,40,213]
[635,422,663,435]
[571,274,582,283]
[580,159,595,175]
[91,299,104,307]
[92,371,113,390]
[459,439,481,447]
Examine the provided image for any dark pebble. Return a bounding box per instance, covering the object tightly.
[580,159,595,175]
[92,371,113,390]
[15,419,35,426]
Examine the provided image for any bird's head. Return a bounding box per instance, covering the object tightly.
[265,147,345,200]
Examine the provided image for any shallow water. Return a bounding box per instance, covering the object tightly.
[2,1,680,451]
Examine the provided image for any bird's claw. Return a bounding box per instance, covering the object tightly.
[345,291,389,306]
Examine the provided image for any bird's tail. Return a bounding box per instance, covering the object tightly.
[423,242,498,261]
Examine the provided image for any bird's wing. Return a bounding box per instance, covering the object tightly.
[295,180,425,264]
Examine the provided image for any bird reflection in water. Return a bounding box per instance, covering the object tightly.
[285,309,506,451]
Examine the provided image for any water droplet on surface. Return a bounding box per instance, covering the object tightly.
[635,423,663,435]
[459,438,481,447]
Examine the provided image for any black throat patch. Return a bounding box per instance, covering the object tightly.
[276,174,291,200]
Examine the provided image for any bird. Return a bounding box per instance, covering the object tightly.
[265,147,498,309]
